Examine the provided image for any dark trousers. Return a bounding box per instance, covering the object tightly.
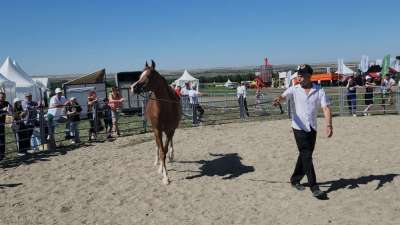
[291,128,318,190]
[238,97,249,116]
[347,92,357,114]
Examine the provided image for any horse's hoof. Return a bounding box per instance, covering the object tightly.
[162,177,170,185]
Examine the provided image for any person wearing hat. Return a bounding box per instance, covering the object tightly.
[346,75,358,116]
[237,81,249,117]
[65,97,82,144]
[22,92,40,152]
[0,92,12,160]
[13,98,31,156]
[273,64,332,200]
[47,88,68,143]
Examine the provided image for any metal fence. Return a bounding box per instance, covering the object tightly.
[0,87,399,163]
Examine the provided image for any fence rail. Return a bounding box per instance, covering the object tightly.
[0,87,398,162]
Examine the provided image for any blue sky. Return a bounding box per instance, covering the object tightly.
[0,0,399,75]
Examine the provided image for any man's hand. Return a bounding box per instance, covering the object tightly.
[326,125,333,138]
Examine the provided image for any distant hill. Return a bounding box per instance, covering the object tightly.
[32,61,359,83]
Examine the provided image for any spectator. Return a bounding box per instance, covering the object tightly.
[87,90,103,141]
[175,85,182,97]
[381,74,396,113]
[346,75,358,116]
[65,97,82,144]
[13,98,31,156]
[109,87,124,136]
[363,75,375,116]
[188,85,204,122]
[22,92,41,152]
[237,81,249,117]
[102,98,113,139]
[47,88,68,144]
[0,92,12,160]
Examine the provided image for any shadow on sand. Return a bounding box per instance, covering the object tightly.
[177,153,255,180]
[0,143,94,169]
[319,173,399,194]
[0,183,23,189]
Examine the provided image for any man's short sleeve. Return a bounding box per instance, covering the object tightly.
[49,96,56,106]
[282,87,294,99]
[319,89,330,107]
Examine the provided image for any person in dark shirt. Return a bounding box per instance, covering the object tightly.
[13,98,31,156]
[65,97,82,144]
[102,98,113,139]
[0,92,12,160]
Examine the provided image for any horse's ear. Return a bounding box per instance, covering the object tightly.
[151,60,156,70]
[145,61,149,68]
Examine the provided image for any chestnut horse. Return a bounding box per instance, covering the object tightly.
[131,60,181,185]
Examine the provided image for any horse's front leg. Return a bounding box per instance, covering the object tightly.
[154,144,160,166]
[153,130,164,175]
[168,137,174,162]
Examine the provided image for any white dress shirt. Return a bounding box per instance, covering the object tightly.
[282,84,330,132]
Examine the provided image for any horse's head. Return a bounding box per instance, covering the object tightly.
[131,60,161,94]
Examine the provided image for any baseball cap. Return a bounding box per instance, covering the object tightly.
[297,64,313,76]
[55,88,62,93]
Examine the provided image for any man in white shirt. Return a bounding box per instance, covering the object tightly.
[273,64,332,200]
[47,88,68,142]
[237,82,249,117]
[188,86,204,123]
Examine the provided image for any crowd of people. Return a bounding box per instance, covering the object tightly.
[0,87,124,161]
[344,73,397,116]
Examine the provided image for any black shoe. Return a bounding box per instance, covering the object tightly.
[291,183,306,191]
[312,189,328,200]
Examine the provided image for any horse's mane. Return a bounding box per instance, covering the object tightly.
[154,71,180,101]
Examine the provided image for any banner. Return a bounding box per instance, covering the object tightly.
[381,54,390,77]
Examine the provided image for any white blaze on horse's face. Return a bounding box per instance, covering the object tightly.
[138,69,151,85]
[132,69,151,93]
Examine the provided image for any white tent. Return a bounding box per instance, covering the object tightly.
[336,59,354,76]
[0,72,16,103]
[174,70,199,89]
[0,57,40,101]
[224,79,237,89]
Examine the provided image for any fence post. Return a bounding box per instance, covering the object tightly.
[239,95,245,120]
[141,95,147,133]
[396,87,400,114]
[192,103,198,125]
[339,87,344,116]
[93,102,98,140]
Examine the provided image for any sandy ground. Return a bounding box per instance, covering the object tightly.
[1,115,399,225]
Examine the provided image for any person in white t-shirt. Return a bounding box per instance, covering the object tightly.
[237,82,249,117]
[273,64,332,200]
[188,85,204,122]
[47,88,68,142]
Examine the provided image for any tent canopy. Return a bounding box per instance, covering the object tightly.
[0,57,41,101]
[0,57,36,87]
[174,70,199,88]
[224,79,237,88]
[63,69,105,86]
